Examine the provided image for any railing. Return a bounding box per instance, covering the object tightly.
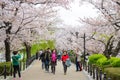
[82,61,111,80]
[0,55,36,79]
[26,55,36,68]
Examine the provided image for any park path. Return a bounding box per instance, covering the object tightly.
[21,60,90,80]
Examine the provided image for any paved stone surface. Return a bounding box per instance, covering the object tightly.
[20,60,90,80]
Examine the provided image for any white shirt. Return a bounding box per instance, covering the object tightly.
[77,51,82,61]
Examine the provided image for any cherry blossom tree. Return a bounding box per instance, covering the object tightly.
[80,0,120,58]
[0,0,72,61]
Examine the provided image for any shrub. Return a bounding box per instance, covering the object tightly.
[89,54,105,64]
[108,57,117,64]
[96,57,110,67]
[105,67,120,80]
[111,58,120,67]
[105,57,120,67]
[0,62,12,75]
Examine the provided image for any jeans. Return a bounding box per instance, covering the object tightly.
[76,61,82,71]
[42,61,45,69]
[45,60,49,71]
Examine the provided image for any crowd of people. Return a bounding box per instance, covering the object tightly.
[39,48,83,75]
[11,48,84,80]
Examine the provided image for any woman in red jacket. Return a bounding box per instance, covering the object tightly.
[61,51,69,75]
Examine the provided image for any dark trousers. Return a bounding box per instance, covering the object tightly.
[76,61,82,71]
[51,61,56,74]
[62,62,67,74]
[13,65,21,78]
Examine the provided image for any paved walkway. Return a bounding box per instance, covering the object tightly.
[20,60,91,80]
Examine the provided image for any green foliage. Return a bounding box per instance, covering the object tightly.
[105,67,120,80]
[89,54,120,68]
[47,40,55,49]
[0,62,11,75]
[89,54,105,64]
[88,54,120,80]
[110,58,120,67]
[96,57,110,67]
[31,40,55,55]
[108,57,118,64]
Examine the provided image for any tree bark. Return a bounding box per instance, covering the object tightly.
[4,22,12,62]
[103,36,114,59]
[4,38,11,62]
[24,42,31,60]
[112,40,120,57]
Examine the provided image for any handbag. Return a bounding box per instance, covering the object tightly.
[65,58,71,67]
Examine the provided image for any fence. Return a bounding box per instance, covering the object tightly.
[0,55,36,79]
[82,61,111,80]
[26,55,36,68]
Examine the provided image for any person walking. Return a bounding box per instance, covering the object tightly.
[61,51,69,75]
[44,48,51,72]
[51,49,57,74]
[39,50,45,69]
[57,50,62,61]
[12,51,21,80]
[75,48,82,71]
[36,51,39,60]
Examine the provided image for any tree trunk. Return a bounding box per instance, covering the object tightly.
[4,22,12,62]
[103,35,120,58]
[112,40,120,57]
[4,38,11,62]
[103,36,114,59]
[24,42,31,60]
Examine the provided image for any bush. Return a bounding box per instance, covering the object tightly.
[0,62,12,75]
[89,54,105,64]
[108,57,117,64]
[105,67,120,80]
[111,58,120,67]
[89,54,120,68]
[96,57,110,67]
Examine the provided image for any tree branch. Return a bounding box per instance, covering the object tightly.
[0,26,6,29]
[88,0,120,31]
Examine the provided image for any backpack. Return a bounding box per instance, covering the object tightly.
[51,53,56,62]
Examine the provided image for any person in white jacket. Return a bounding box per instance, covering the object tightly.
[75,48,82,71]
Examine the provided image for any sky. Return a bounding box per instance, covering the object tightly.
[58,0,99,27]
